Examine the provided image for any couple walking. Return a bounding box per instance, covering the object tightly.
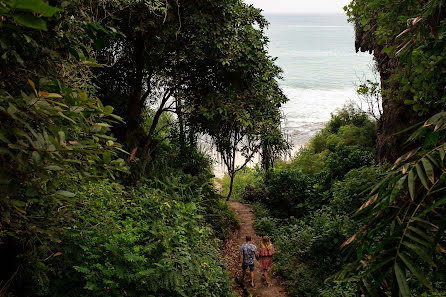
[239,235,275,288]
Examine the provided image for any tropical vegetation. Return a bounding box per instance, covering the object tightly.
[1,0,445,296]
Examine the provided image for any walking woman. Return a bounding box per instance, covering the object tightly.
[258,236,275,286]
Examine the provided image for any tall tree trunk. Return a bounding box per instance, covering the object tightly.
[125,35,145,142]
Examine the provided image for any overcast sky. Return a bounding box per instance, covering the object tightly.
[244,0,351,14]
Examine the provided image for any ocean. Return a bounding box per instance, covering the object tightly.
[264,14,375,150]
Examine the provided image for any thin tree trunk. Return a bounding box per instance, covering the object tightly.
[175,48,185,151]
[226,173,235,201]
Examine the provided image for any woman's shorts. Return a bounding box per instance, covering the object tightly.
[242,263,255,272]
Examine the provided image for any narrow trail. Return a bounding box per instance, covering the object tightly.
[222,201,288,297]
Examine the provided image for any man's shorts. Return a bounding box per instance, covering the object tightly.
[242,263,254,272]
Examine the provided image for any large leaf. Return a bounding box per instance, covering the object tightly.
[394,263,410,297]
[415,163,429,190]
[390,175,407,202]
[407,226,431,243]
[55,190,75,197]
[14,14,47,30]
[421,158,434,184]
[14,0,61,17]
[407,169,416,200]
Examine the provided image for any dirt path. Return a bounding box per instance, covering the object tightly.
[222,201,288,297]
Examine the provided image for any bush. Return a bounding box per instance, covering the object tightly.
[305,104,376,155]
[317,282,358,297]
[339,124,375,150]
[324,145,374,182]
[255,216,281,239]
[7,178,235,297]
[242,184,268,203]
[290,147,328,176]
[326,104,373,135]
[265,169,316,218]
[203,193,240,240]
[219,167,262,200]
[330,165,384,214]
[273,209,357,297]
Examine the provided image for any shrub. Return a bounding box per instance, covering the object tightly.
[255,216,281,240]
[219,167,262,200]
[202,193,240,240]
[339,124,375,150]
[330,165,384,214]
[242,184,268,203]
[265,169,316,218]
[273,209,357,297]
[31,180,236,297]
[324,145,374,182]
[326,104,373,134]
[290,147,328,176]
[317,282,358,297]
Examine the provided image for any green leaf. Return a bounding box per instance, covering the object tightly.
[32,151,40,164]
[55,190,75,197]
[103,105,113,114]
[366,257,394,274]
[415,163,429,190]
[390,176,406,202]
[15,0,61,17]
[7,103,17,115]
[79,91,88,101]
[103,152,111,164]
[57,111,76,123]
[44,165,63,171]
[408,170,416,200]
[14,14,47,31]
[394,263,410,297]
[398,252,431,288]
[407,226,432,243]
[402,242,436,267]
[426,153,440,168]
[438,147,445,161]
[421,158,434,184]
[405,232,430,247]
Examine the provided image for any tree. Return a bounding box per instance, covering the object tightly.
[91,0,288,180]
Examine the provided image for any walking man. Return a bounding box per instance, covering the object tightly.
[239,235,257,287]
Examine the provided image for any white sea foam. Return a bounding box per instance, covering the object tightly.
[280,86,360,151]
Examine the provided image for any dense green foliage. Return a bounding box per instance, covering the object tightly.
[341,0,446,296]
[345,0,446,114]
[13,177,236,297]
[231,109,446,297]
[222,105,380,296]
[2,0,445,296]
[0,0,282,296]
[335,112,446,297]
[218,167,262,201]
